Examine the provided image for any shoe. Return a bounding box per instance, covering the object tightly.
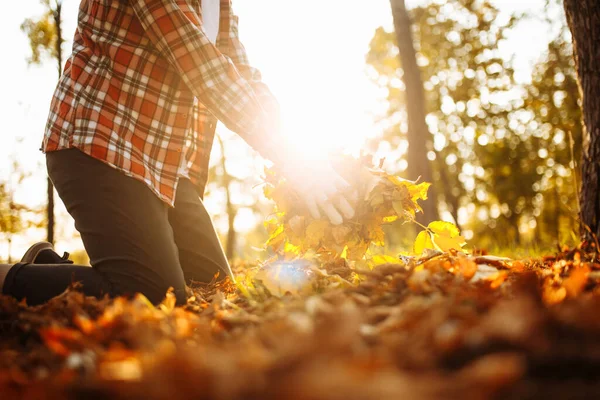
[20,242,73,264]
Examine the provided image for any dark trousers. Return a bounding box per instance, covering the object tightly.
[2,148,231,306]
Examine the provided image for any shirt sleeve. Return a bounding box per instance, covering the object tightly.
[130,0,282,161]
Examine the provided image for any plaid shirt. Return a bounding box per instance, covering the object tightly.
[42,0,280,205]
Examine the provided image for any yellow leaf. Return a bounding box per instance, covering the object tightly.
[283,242,301,257]
[305,219,329,249]
[288,215,306,237]
[392,200,404,217]
[340,245,348,259]
[332,225,352,245]
[427,221,466,252]
[433,234,467,252]
[371,254,399,265]
[346,240,370,261]
[266,224,285,251]
[366,222,385,246]
[383,215,399,223]
[409,182,430,202]
[414,230,435,255]
[428,221,460,237]
[263,185,273,199]
[158,289,177,313]
[235,280,252,299]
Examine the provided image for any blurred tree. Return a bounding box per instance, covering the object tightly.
[563,0,600,243]
[0,155,43,263]
[524,30,581,246]
[21,0,64,245]
[368,0,520,245]
[205,132,268,260]
[388,0,438,223]
[0,182,24,264]
[216,134,238,260]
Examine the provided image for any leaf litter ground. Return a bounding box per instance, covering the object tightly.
[2,244,600,399]
[2,162,600,399]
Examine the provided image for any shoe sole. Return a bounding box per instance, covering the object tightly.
[20,242,54,264]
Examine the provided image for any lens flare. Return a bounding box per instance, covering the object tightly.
[255,259,314,296]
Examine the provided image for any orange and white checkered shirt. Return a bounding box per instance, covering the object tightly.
[42,0,280,205]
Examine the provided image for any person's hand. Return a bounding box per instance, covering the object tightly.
[279,157,356,225]
[250,108,355,225]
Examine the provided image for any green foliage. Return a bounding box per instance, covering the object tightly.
[0,158,43,262]
[524,32,581,245]
[366,0,581,250]
[21,12,58,65]
[21,0,63,66]
[0,183,25,237]
[367,0,518,225]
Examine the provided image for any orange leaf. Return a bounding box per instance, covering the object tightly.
[543,285,567,305]
[563,266,590,298]
[457,257,478,281]
[73,314,95,335]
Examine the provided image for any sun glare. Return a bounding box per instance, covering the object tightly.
[279,93,373,157]
[239,1,388,160]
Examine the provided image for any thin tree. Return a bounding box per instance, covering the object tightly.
[369,0,520,241]
[216,135,238,260]
[21,0,64,245]
[562,1,600,242]
[388,0,438,222]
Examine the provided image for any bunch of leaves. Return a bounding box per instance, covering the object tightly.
[263,156,431,264]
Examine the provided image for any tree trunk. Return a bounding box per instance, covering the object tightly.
[47,177,54,245]
[217,136,237,260]
[225,198,236,259]
[54,1,63,78]
[389,0,439,223]
[46,0,63,245]
[7,238,12,264]
[563,0,600,242]
[439,166,459,225]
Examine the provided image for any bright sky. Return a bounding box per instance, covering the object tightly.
[0,0,549,260]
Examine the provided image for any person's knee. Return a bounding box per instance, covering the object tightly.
[104,261,187,306]
[211,258,232,281]
[181,256,232,287]
[115,277,187,305]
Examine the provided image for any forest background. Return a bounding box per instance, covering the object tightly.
[0,0,577,264]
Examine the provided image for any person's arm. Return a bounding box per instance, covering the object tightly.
[224,4,355,225]
[131,0,354,224]
[130,0,280,159]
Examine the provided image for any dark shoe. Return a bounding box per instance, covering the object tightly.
[20,242,74,264]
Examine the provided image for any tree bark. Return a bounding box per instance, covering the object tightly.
[217,135,237,260]
[438,166,459,225]
[46,0,63,245]
[389,0,439,222]
[7,238,12,264]
[46,178,54,245]
[54,1,63,78]
[563,0,600,242]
